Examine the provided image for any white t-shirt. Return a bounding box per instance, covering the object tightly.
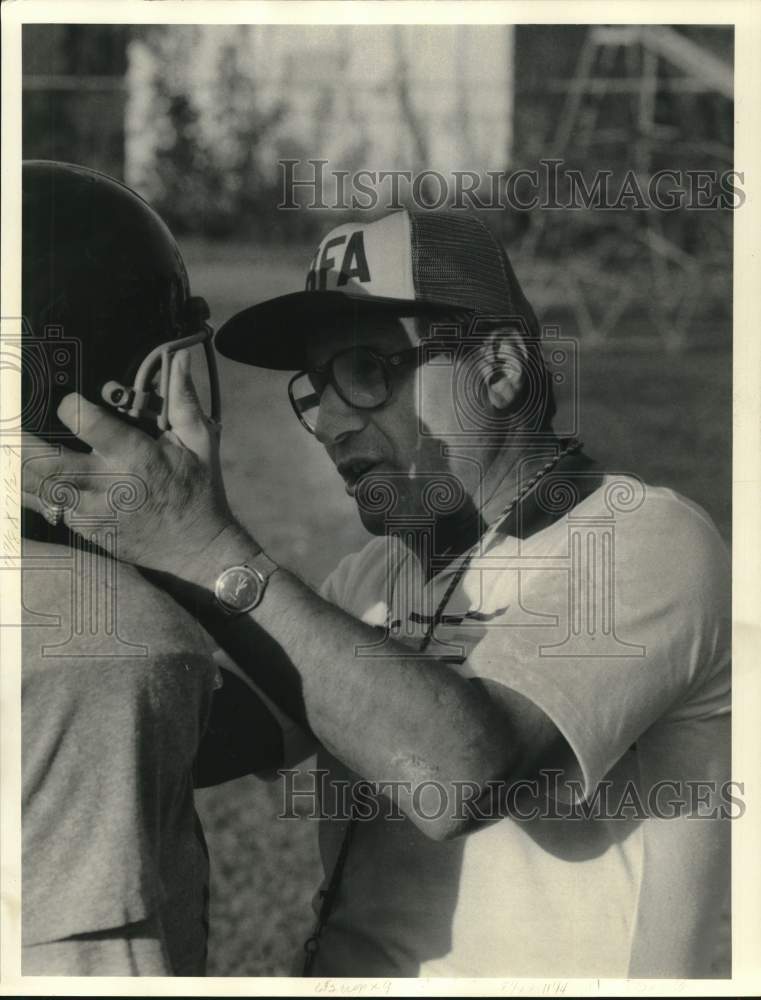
[309,476,731,978]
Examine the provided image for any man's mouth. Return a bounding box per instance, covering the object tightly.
[337,458,383,495]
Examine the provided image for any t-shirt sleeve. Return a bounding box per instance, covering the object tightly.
[470,494,731,801]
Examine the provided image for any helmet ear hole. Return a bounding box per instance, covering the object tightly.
[185,296,211,328]
[102,380,134,410]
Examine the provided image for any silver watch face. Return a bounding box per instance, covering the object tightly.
[215,565,264,613]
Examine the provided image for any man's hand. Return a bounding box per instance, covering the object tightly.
[22,351,240,577]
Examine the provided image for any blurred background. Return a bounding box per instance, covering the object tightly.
[22,23,732,976]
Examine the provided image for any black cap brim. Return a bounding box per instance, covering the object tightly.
[214,290,464,370]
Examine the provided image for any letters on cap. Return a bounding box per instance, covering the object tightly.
[306,230,371,291]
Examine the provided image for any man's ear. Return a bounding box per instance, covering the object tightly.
[475,333,527,414]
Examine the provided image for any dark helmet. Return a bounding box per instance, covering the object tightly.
[21,160,220,445]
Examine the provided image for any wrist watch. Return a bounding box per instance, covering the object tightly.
[213,550,279,616]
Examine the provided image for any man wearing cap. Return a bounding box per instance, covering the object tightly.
[23,210,731,979]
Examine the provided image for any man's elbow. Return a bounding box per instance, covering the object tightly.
[399,754,510,842]
[405,780,500,841]
[410,813,471,843]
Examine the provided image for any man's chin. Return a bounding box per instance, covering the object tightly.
[353,469,414,532]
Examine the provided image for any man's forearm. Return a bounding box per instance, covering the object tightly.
[167,523,514,799]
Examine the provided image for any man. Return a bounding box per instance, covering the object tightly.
[23,208,732,978]
[18,161,281,974]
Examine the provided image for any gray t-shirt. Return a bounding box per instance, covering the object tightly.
[21,539,220,974]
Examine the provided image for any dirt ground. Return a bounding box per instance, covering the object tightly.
[184,239,732,977]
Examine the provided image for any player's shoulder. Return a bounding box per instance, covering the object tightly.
[21,539,214,657]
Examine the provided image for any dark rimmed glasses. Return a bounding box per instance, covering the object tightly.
[288,345,422,434]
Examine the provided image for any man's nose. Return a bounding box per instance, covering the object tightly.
[314,383,366,446]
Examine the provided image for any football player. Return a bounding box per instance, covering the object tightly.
[18,160,281,975]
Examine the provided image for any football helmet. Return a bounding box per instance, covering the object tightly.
[21,160,220,445]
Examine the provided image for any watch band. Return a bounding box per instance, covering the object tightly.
[213,550,279,616]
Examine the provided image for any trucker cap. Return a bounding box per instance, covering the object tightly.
[215,209,541,370]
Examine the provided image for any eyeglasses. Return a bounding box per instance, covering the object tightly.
[288,345,421,434]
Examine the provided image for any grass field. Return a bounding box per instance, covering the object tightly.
[183,239,732,977]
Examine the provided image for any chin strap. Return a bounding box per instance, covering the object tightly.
[102,302,221,432]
